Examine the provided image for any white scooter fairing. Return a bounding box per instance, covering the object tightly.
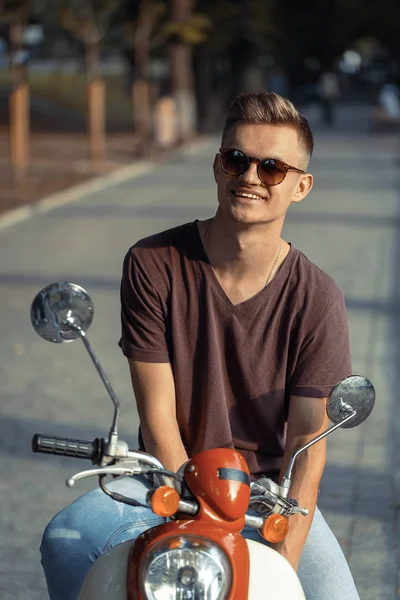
[78,538,305,599]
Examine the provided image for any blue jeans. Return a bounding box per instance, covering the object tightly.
[41,476,360,600]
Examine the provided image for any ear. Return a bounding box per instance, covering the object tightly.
[213,154,220,183]
[292,173,313,204]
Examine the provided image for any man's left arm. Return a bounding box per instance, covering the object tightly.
[273,394,330,570]
[274,288,352,568]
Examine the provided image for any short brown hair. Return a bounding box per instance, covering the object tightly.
[222,92,314,166]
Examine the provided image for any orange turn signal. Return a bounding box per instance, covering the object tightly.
[150,486,180,517]
[261,514,289,543]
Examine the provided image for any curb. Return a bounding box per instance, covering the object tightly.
[0,136,212,232]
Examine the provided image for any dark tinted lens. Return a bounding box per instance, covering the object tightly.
[221,150,249,176]
[259,159,287,185]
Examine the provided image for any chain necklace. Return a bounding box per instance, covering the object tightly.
[203,221,283,289]
[264,239,282,288]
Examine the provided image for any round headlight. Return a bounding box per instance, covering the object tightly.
[139,535,232,600]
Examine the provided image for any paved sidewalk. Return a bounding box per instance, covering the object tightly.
[0,104,399,599]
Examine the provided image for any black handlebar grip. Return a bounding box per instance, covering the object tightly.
[32,434,102,463]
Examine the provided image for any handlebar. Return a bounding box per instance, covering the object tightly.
[32,434,102,464]
[32,434,308,519]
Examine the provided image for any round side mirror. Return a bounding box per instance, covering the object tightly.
[327,375,375,428]
[30,282,94,343]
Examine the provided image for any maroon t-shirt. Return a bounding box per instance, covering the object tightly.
[120,221,351,480]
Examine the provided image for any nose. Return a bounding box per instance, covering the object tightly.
[239,161,262,185]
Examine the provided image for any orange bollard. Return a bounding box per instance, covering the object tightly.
[9,83,30,182]
[87,79,106,166]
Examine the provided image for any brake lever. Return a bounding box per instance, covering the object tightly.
[250,481,309,517]
[66,463,142,487]
[276,496,309,517]
[289,506,309,516]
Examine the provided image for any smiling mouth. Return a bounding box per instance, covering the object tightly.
[232,190,264,201]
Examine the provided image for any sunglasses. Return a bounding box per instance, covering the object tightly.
[219,148,305,186]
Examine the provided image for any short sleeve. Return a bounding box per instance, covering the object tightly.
[119,249,171,362]
[290,293,352,398]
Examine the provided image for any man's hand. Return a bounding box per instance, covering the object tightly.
[273,395,329,570]
[128,359,189,473]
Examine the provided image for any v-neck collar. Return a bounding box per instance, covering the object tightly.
[194,220,296,311]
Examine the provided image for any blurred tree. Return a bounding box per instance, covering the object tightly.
[0,0,30,85]
[0,0,33,180]
[39,0,123,78]
[168,0,195,141]
[122,0,166,151]
[34,0,126,164]
[122,0,276,137]
[193,0,277,131]
[122,0,211,144]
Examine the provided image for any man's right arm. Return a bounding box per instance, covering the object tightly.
[128,358,188,473]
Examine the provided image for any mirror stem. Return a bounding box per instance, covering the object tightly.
[280,410,356,497]
[75,327,121,452]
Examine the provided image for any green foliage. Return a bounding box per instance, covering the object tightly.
[4,0,399,76]
[123,0,167,50]
[1,0,275,54]
[162,13,212,45]
[57,0,124,41]
[196,0,278,54]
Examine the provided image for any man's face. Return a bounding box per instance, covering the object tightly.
[213,122,312,226]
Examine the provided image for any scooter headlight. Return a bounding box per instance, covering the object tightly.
[139,535,232,600]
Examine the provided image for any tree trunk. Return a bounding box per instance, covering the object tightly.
[84,32,101,79]
[194,45,219,133]
[9,11,28,88]
[132,0,153,153]
[169,0,196,142]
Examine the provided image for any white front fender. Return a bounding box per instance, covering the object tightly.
[78,539,131,599]
[246,539,305,599]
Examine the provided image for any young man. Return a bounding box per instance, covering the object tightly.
[41,92,359,600]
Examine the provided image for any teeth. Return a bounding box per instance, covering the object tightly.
[235,192,262,200]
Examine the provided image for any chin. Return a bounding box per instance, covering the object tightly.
[224,204,267,225]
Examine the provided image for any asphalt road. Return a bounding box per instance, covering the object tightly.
[0,103,399,599]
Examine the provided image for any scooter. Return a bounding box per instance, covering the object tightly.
[30,282,375,600]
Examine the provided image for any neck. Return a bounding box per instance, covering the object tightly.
[205,212,284,279]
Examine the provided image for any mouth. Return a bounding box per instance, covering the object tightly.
[232,190,265,201]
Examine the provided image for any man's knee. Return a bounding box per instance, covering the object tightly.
[40,503,101,600]
[40,479,163,562]
[41,504,85,566]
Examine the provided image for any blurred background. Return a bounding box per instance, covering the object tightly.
[0,0,400,215]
